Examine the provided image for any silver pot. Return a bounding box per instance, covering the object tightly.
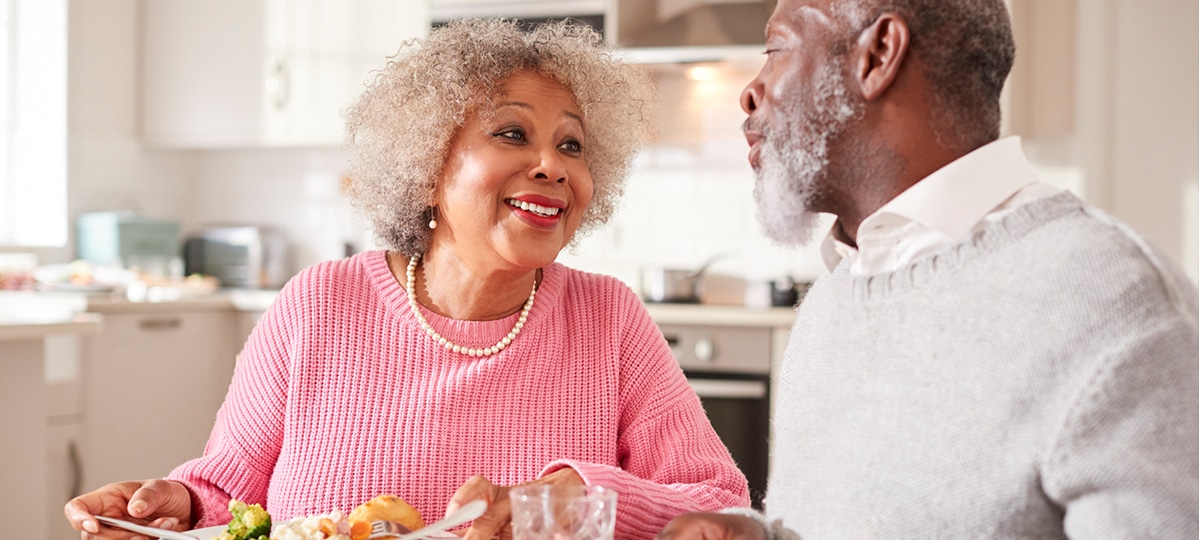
[641,254,726,303]
[641,267,703,303]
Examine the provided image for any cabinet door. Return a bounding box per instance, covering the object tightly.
[141,0,275,146]
[141,0,428,148]
[80,311,239,489]
[46,422,83,540]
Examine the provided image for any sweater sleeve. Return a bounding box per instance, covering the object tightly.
[165,275,299,527]
[1041,312,1199,538]
[542,287,751,538]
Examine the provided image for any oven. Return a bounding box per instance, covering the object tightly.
[657,322,773,509]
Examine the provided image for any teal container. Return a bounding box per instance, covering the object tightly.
[76,212,181,266]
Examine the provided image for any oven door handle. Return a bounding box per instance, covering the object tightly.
[686,379,768,399]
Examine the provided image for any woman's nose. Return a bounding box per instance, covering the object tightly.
[531,147,568,183]
[741,79,760,115]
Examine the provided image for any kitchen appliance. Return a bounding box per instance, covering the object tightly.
[182,226,291,289]
[641,255,726,303]
[641,267,703,303]
[658,321,771,508]
[431,0,605,32]
[76,212,180,267]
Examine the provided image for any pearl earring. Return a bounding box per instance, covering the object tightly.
[428,207,438,230]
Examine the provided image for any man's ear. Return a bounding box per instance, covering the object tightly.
[852,13,910,101]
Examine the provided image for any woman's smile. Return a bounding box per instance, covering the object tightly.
[505,194,566,228]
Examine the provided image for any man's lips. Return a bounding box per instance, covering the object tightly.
[744,130,764,169]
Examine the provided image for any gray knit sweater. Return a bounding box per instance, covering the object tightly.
[736,193,1199,539]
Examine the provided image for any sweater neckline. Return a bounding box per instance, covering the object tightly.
[836,191,1084,301]
[361,250,564,350]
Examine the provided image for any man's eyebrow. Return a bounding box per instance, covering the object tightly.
[797,5,833,24]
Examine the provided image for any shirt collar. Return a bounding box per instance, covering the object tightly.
[820,136,1040,271]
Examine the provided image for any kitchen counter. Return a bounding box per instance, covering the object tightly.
[0,313,102,341]
[644,303,796,328]
[0,292,102,340]
[33,289,798,328]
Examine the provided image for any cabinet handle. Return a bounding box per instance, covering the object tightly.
[269,58,290,112]
[139,317,182,331]
[68,439,82,499]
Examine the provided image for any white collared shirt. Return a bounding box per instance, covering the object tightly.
[821,137,1061,275]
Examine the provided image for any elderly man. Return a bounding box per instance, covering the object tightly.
[658,0,1199,539]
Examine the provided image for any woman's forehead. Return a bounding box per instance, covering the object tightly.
[476,70,584,120]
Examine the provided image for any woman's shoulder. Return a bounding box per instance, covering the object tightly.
[275,250,392,304]
[541,263,650,326]
[546,263,640,301]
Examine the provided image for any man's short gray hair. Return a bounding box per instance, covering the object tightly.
[833,0,1015,149]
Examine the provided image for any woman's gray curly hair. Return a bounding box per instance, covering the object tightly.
[343,18,658,257]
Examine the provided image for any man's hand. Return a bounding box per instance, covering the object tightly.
[656,512,767,540]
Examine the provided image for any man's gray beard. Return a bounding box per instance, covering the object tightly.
[753,57,862,247]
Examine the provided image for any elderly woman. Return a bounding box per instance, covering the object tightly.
[65,18,749,540]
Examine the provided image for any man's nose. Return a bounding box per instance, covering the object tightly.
[741,79,760,115]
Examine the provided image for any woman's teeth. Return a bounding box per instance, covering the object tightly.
[507,199,561,217]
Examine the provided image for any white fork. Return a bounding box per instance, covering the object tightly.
[369,499,488,539]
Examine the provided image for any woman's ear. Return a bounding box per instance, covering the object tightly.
[852,13,910,101]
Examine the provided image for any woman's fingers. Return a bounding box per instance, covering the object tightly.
[449,469,586,540]
[64,479,192,537]
[446,475,508,540]
[127,479,190,523]
[65,480,144,534]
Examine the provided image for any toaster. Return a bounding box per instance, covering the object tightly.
[182,226,291,289]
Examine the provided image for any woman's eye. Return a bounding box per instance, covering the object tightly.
[495,128,526,142]
[559,139,583,154]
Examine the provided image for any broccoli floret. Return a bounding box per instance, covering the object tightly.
[225,499,271,540]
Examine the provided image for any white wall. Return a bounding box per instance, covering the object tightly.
[1105,0,1198,282]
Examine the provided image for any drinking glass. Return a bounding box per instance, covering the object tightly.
[509,485,617,540]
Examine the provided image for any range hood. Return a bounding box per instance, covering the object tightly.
[430,0,605,22]
[429,0,776,64]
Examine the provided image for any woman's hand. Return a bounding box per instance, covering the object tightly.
[656,512,767,540]
[445,468,584,540]
[64,479,193,539]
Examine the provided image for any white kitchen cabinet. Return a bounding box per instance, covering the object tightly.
[79,310,241,491]
[140,0,429,148]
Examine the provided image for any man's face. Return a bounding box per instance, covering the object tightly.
[741,0,864,246]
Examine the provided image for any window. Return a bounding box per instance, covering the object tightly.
[0,0,67,246]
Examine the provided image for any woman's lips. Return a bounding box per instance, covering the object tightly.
[505,196,564,229]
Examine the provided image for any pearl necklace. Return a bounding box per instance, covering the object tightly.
[405,255,536,356]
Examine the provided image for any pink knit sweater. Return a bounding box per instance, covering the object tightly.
[168,250,749,538]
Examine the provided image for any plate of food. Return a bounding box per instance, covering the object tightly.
[33,260,135,293]
[164,526,225,540]
[175,494,457,540]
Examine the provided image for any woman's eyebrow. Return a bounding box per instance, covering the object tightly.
[496,101,584,126]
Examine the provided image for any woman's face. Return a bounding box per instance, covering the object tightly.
[432,70,593,272]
